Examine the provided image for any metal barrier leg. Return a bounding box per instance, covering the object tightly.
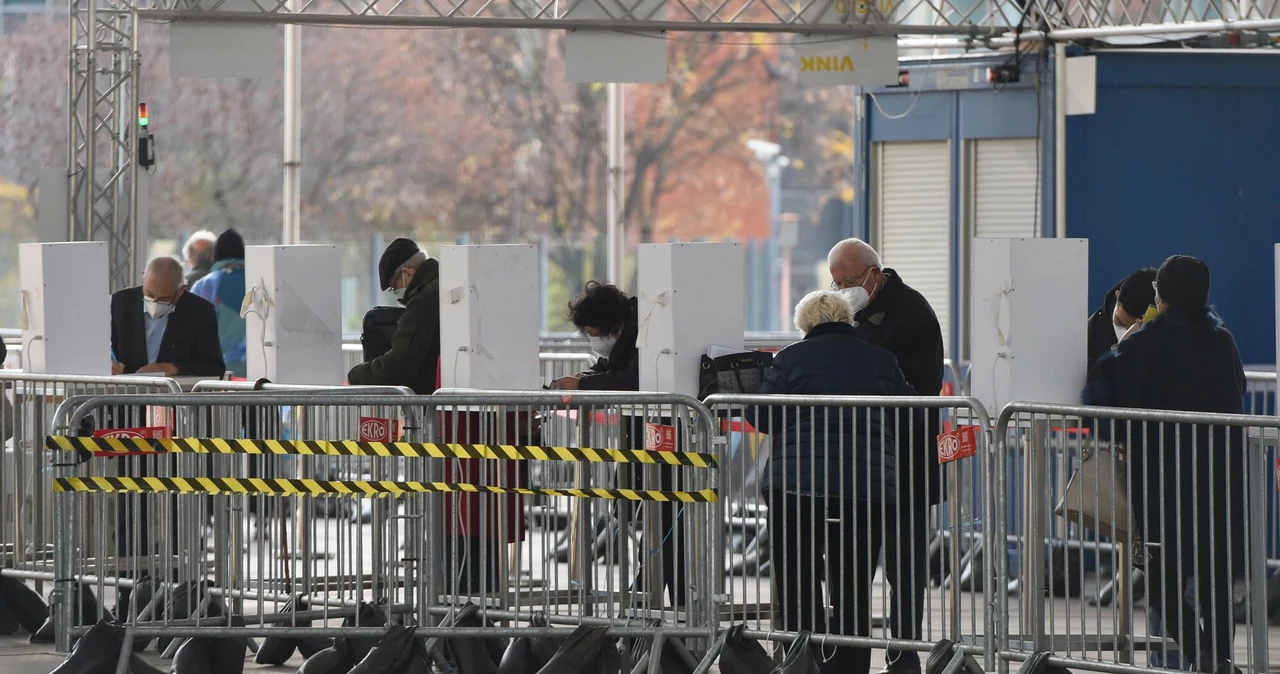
[1247,442,1270,673]
[1022,419,1048,652]
[1114,541,1132,664]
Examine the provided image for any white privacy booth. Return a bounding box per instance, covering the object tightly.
[19,242,110,375]
[637,242,745,396]
[243,245,343,385]
[969,237,1089,410]
[438,244,540,390]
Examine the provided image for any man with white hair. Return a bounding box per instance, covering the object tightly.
[828,237,943,674]
[183,230,218,286]
[110,256,225,377]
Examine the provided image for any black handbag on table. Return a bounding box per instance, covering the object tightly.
[698,351,773,400]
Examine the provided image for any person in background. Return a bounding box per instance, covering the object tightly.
[549,281,637,391]
[110,256,224,377]
[760,289,920,674]
[182,230,217,287]
[1086,267,1157,364]
[828,238,942,674]
[347,238,439,394]
[191,229,247,378]
[1085,255,1246,674]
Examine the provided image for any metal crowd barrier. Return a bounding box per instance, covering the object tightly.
[703,393,996,669]
[0,372,181,584]
[995,403,1275,674]
[1243,370,1276,416]
[44,390,721,666]
[539,353,595,384]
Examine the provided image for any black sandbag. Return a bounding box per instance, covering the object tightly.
[297,638,353,674]
[0,596,20,635]
[777,631,820,674]
[438,603,507,674]
[48,619,125,674]
[128,653,165,674]
[719,625,772,674]
[348,625,417,674]
[127,577,156,652]
[0,575,48,634]
[497,612,560,674]
[398,645,433,674]
[526,615,561,668]
[157,582,225,654]
[169,619,247,674]
[535,625,620,674]
[298,636,334,659]
[254,596,312,666]
[34,583,109,644]
[334,602,387,663]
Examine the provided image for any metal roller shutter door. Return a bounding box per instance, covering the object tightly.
[877,140,952,354]
[974,138,1041,239]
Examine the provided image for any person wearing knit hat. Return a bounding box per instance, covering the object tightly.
[348,238,439,395]
[1084,254,1245,674]
[191,229,248,377]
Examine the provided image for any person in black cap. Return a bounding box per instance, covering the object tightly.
[1085,255,1246,674]
[1086,267,1157,365]
[347,238,440,394]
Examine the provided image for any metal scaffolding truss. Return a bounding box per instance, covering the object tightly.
[69,0,140,290]
[68,0,1279,289]
[138,0,1280,35]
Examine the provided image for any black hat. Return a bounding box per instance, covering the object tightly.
[1155,255,1211,310]
[213,229,245,262]
[378,238,421,291]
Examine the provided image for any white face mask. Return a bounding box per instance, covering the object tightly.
[589,334,617,359]
[1112,306,1130,342]
[144,296,174,320]
[392,287,407,305]
[839,286,871,315]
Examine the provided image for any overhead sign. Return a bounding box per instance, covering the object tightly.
[564,0,667,83]
[796,37,899,87]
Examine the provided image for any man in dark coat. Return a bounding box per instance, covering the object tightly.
[347,238,440,395]
[1086,267,1157,364]
[110,256,225,377]
[1084,255,1246,674]
[829,238,942,674]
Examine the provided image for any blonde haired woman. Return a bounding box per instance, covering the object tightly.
[758,289,921,674]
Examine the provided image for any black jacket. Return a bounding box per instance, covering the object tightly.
[1083,307,1246,565]
[348,258,440,394]
[854,269,945,505]
[1086,279,1124,365]
[578,298,639,392]
[757,322,919,503]
[110,286,225,376]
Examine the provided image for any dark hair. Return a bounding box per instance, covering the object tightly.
[1156,255,1211,310]
[1116,267,1157,316]
[214,229,245,262]
[567,282,630,334]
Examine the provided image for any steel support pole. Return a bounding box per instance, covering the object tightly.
[282,16,302,245]
[1054,42,1066,239]
[606,83,624,288]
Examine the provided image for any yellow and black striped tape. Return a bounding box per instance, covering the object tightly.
[52,476,717,503]
[45,436,716,469]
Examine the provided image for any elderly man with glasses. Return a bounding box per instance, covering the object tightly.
[827,238,944,674]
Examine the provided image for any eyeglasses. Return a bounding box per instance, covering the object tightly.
[1152,281,1159,297]
[831,267,875,291]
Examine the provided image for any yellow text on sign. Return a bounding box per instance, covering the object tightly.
[800,56,859,73]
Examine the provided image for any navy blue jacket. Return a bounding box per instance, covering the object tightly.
[1084,306,1246,566]
[757,322,920,503]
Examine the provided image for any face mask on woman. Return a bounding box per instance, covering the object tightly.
[589,334,617,359]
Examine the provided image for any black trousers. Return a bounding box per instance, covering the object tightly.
[1145,548,1235,670]
[442,534,501,596]
[769,491,883,674]
[884,485,929,667]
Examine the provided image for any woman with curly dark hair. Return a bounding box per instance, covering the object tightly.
[550,281,637,391]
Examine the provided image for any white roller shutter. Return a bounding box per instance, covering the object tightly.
[973,138,1042,239]
[876,141,952,354]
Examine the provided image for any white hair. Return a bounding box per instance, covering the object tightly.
[794,290,855,334]
[145,256,185,287]
[183,230,217,264]
[827,238,882,270]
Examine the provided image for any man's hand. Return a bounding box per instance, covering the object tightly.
[550,375,581,391]
[111,360,124,375]
[136,362,179,376]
